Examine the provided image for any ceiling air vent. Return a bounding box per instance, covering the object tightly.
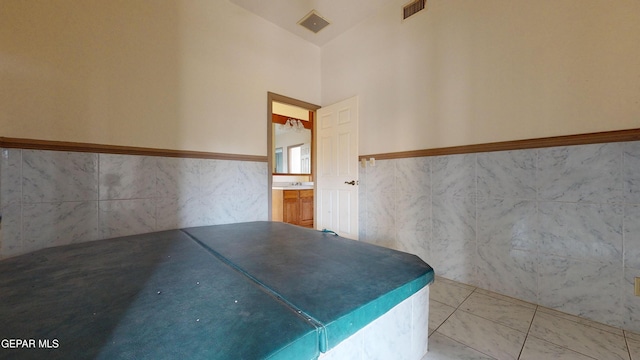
[298,10,330,34]
[403,0,426,20]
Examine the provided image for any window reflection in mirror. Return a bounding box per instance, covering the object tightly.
[272,101,312,175]
[287,143,311,174]
[275,147,284,173]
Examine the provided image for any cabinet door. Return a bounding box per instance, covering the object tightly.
[299,190,314,228]
[272,189,284,222]
[283,190,299,225]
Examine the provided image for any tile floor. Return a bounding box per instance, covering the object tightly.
[424,277,640,360]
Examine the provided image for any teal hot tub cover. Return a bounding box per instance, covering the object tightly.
[183,222,435,352]
[0,221,434,359]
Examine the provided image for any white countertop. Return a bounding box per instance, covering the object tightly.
[272,186,314,190]
[272,182,314,190]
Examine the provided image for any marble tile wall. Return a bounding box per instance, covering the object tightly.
[0,149,268,259]
[359,141,640,333]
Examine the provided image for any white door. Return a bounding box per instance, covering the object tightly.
[316,96,359,239]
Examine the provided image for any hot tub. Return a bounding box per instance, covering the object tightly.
[0,222,434,359]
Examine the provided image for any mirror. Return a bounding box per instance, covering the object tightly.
[272,101,312,175]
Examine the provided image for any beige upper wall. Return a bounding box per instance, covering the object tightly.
[322,0,640,154]
[4,1,639,157]
[1,0,321,155]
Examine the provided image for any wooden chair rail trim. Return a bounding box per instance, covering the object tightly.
[0,137,267,162]
[3,128,639,164]
[359,128,640,161]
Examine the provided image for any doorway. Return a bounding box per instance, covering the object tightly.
[267,92,320,223]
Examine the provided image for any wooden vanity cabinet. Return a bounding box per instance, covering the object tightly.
[283,189,314,228]
[298,190,314,227]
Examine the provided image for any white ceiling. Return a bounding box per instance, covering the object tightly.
[229,0,404,46]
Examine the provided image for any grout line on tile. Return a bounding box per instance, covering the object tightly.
[436,277,632,360]
[533,311,631,360]
[534,148,540,313]
[474,288,537,309]
[455,307,529,335]
[433,331,499,360]
[525,334,602,360]
[624,330,640,341]
[463,286,478,302]
[429,314,451,336]
[517,334,530,360]
[429,300,460,336]
[624,335,633,360]
[435,276,476,292]
[516,306,540,359]
[537,306,625,337]
[429,284,478,336]
[474,153,478,287]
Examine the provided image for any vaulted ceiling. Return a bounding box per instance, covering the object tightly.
[229,0,404,46]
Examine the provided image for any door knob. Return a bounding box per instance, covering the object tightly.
[344,180,357,185]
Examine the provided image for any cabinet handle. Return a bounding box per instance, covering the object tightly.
[344,180,357,185]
